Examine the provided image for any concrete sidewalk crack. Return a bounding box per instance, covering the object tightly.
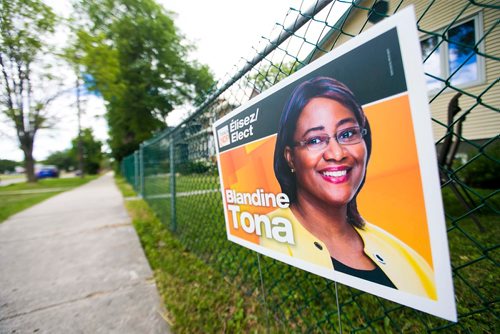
[0,279,154,322]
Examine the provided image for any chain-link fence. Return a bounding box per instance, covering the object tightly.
[121,0,499,332]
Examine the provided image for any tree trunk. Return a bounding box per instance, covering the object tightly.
[22,137,37,183]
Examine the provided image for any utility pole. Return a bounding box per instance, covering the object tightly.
[76,75,84,178]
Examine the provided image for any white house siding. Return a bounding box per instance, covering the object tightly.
[412,0,499,142]
[312,0,498,142]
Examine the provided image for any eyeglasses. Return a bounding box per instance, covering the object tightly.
[293,126,367,151]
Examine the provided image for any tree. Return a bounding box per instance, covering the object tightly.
[44,130,103,175]
[248,62,298,95]
[71,0,215,162]
[0,159,19,174]
[0,0,58,182]
[70,128,103,175]
[44,149,76,172]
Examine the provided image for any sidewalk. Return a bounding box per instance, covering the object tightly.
[0,173,170,333]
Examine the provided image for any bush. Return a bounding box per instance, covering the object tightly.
[460,140,499,189]
[175,161,210,175]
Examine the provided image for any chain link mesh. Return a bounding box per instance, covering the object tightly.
[122,0,499,331]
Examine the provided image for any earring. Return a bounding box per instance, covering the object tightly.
[290,168,295,173]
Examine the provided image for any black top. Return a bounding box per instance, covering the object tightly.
[332,257,396,289]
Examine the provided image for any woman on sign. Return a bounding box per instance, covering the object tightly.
[265,76,436,298]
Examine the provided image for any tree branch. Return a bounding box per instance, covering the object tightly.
[0,53,14,111]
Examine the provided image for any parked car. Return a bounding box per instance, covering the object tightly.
[36,165,59,179]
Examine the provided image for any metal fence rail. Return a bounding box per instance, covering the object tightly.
[122,0,499,332]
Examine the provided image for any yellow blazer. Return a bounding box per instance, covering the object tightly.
[261,207,437,300]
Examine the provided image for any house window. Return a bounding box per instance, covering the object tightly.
[420,14,484,92]
[421,35,442,90]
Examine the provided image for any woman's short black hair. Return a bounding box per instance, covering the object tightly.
[273,76,372,228]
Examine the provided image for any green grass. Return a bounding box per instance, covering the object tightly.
[115,175,138,198]
[0,174,25,181]
[114,175,278,333]
[118,173,499,332]
[0,176,97,222]
[144,174,220,195]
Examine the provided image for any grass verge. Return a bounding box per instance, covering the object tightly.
[115,175,137,198]
[115,175,276,333]
[117,173,499,332]
[0,174,25,181]
[0,175,97,223]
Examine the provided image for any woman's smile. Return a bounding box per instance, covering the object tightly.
[319,166,350,184]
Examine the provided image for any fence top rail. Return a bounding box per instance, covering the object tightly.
[141,0,353,148]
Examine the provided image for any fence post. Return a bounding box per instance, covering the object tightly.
[134,151,139,193]
[139,144,145,198]
[170,139,177,232]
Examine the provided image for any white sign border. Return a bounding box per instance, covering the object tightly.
[213,6,456,322]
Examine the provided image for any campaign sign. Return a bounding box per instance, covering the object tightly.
[213,7,456,321]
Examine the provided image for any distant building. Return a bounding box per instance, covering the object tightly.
[15,166,25,174]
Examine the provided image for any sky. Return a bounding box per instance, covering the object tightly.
[0,0,324,162]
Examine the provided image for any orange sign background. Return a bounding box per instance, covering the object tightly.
[219,138,280,244]
[219,94,433,267]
